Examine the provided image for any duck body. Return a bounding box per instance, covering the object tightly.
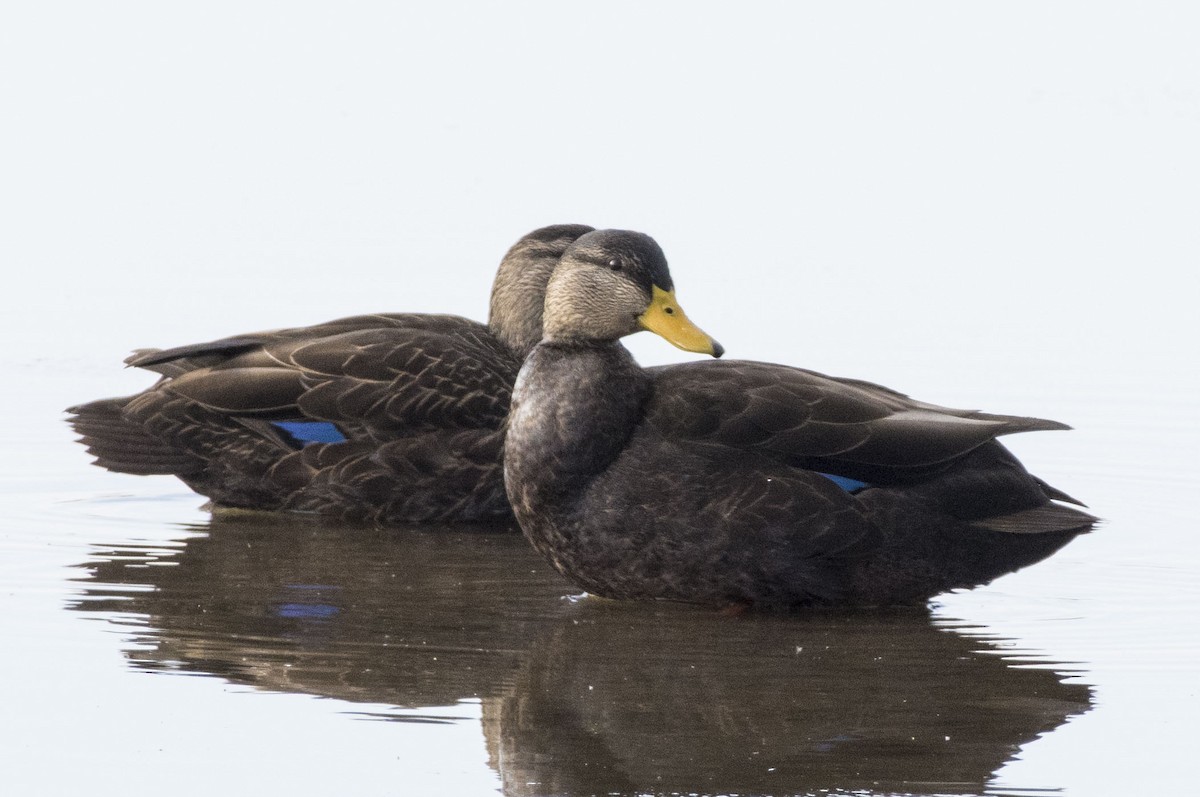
[508,343,1091,608]
[503,229,1096,609]
[68,224,594,524]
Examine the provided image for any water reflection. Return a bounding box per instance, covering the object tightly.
[74,513,563,709]
[71,515,1090,796]
[492,606,1088,797]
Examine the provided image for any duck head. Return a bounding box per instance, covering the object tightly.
[543,229,724,357]
[489,224,597,358]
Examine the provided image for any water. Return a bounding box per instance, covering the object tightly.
[68,515,1090,796]
[5,3,1199,794]
[4,354,1196,796]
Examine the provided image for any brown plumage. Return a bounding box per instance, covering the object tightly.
[67,224,594,523]
[504,229,1096,608]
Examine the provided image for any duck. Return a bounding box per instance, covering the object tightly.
[504,229,1097,608]
[67,224,596,523]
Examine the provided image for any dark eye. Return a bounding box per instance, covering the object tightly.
[608,258,621,271]
[664,307,675,315]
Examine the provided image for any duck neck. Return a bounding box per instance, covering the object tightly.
[505,340,650,510]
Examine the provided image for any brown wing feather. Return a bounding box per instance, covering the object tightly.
[126,313,470,371]
[647,360,1069,478]
[73,313,521,521]
[134,316,519,435]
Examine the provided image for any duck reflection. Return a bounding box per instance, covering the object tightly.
[71,515,1090,796]
[489,604,1090,796]
[73,513,566,708]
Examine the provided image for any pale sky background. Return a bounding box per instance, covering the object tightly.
[2,3,1198,795]
[4,2,1196,400]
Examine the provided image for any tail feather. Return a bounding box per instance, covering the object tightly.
[1034,477,1088,507]
[971,502,1098,535]
[66,397,203,476]
[963,411,1072,435]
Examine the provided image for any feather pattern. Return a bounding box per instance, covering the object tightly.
[69,223,1096,566]
[67,225,594,523]
[503,230,1096,608]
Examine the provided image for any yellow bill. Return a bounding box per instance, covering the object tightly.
[638,285,724,357]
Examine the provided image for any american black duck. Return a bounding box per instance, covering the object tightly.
[504,229,1097,608]
[67,224,595,523]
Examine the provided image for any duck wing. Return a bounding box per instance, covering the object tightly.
[69,314,521,520]
[646,360,1069,484]
[134,314,520,435]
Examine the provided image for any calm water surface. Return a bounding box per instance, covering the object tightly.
[74,518,1088,797]
[3,361,1197,797]
[6,3,1199,793]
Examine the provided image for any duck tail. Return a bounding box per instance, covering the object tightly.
[66,397,203,476]
[1033,477,1088,507]
[971,501,1099,535]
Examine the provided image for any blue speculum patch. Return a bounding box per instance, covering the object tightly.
[271,421,347,445]
[818,472,870,492]
[268,420,868,490]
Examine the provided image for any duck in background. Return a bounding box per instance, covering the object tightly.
[67,224,594,523]
[504,229,1096,608]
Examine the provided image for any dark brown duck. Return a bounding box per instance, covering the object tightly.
[504,229,1097,608]
[67,224,595,523]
